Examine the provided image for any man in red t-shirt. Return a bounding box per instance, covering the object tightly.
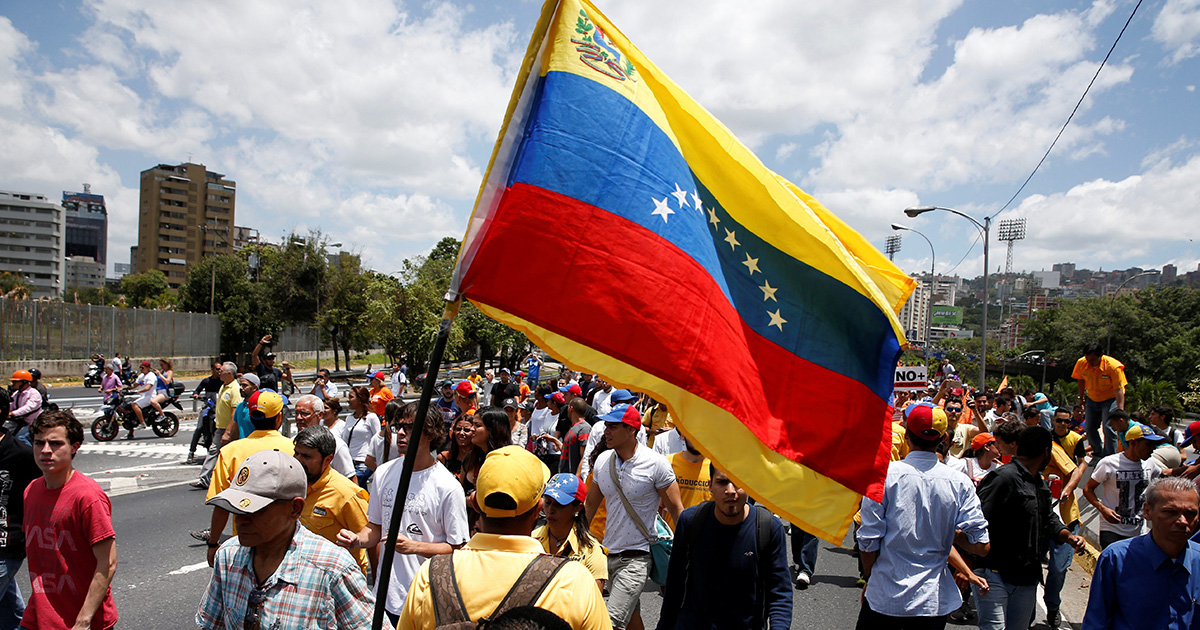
[22,410,117,630]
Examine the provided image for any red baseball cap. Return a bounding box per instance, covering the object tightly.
[543,391,565,405]
[559,384,582,396]
[971,433,996,451]
[601,403,641,429]
[455,380,476,397]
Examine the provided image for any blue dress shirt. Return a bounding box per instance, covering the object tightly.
[858,450,990,617]
[1083,533,1200,630]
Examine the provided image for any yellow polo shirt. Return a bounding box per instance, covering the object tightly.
[1072,355,1127,402]
[302,466,371,576]
[531,524,609,583]
[206,430,294,535]
[1043,442,1081,526]
[214,380,242,430]
[667,453,710,529]
[396,533,612,630]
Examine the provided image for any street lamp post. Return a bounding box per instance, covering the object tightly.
[316,242,343,371]
[891,224,935,354]
[200,225,232,314]
[1106,270,1155,355]
[905,206,991,390]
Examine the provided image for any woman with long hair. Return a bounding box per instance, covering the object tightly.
[149,357,174,419]
[437,416,475,477]
[461,407,512,488]
[366,400,414,471]
[344,385,381,488]
[533,473,607,591]
[323,396,344,434]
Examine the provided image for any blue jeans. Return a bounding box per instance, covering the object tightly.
[0,556,25,630]
[354,462,373,489]
[1085,398,1118,458]
[1044,521,1078,611]
[12,427,29,448]
[790,525,819,576]
[972,568,1036,630]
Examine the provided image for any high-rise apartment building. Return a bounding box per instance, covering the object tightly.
[0,189,65,298]
[135,163,236,288]
[63,184,107,265]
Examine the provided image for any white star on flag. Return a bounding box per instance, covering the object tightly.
[707,207,720,228]
[651,197,675,223]
[723,229,740,251]
[691,190,702,212]
[671,183,690,208]
[767,309,787,331]
[742,254,761,275]
[759,280,778,302]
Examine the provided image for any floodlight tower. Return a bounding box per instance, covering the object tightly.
[885,235,902,261]
[997,218,1026,279]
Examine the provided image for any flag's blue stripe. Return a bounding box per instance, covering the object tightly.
[507,70,900,399]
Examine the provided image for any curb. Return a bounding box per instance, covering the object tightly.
[1075,537,1101,575]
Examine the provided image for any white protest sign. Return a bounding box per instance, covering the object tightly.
[893,365,928,392]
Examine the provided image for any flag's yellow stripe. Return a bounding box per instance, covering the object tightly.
[473,300,860,544]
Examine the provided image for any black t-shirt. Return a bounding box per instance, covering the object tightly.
[195,375,222,396]
[256,364,283,391]
[0,434,42,558]
[490,381,519,407]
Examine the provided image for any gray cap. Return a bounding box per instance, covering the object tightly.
[206,450,306,515]
[239,373,260,388]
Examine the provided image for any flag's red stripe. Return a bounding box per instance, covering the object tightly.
[460,183,892,496]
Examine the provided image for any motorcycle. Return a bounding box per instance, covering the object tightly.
[83,362,103,388]
[91,383,183,441]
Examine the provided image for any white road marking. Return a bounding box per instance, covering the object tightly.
[168,562,211,576]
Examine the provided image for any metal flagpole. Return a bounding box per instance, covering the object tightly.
[371,298,461,630]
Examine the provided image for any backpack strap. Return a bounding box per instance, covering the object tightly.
[486,555,569,622]
[429,554,471,626]
[679,501,715,608]
[753,506,775,627]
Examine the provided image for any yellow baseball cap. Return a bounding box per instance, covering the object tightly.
[248,391,284,419]
[1125,423,1166,443]
[476,445,550,518]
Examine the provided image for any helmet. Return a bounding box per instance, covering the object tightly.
[10,370,32,382]
[28,368,41,381]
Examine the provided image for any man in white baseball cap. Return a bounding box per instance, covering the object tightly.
[197,450,377,630]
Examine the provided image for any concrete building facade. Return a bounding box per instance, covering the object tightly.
[65,255,105,289]
[0,190,65,298]
[135,163,236,288]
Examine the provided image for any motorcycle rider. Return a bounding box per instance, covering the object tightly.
[98,363,123,405]
[7,370,42,445]
[148,358,175,421]
[188,363,224,465]
[27,368,50,410]
[129,360,157,437]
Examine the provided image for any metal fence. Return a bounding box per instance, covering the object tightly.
[0,298,219,361]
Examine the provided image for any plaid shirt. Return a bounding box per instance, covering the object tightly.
[197,523,376,629]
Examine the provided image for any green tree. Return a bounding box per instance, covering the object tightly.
[318,253,370,371]
[178,253,278,358]
[258,232,328,327]
[0,272,32,299]
[119,271,170,308]
[64,285,120,306]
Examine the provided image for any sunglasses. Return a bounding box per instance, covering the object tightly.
[1054,418,1071,424]
[389,422,414,434]
[244,585,272,630]
[945,407,963,413]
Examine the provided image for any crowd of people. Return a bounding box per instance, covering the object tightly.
[2,340,1200,629]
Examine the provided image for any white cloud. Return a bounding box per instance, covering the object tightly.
[807,4,1133,193]
[1152,0,1200,63]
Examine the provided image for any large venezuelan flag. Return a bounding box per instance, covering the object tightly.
[450,0,916,542]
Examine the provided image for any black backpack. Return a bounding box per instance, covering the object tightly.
[679,501,775,621]
[429,553,568,629]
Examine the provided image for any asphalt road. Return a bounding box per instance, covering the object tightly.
[8,420,1092,629]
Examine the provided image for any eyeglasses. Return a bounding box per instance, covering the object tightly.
[1054,418,1072,424]
[945,407,963,413]
[244,585,272,630]
[389,423,414,434]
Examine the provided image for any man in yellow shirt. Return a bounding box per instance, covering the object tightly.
[205,390,295,566]
[1072,342,1127,458]
[666,439,710,529]
[397,446,612,630]
[292,424,372,577]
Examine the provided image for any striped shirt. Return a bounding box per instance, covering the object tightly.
[197,523,375,629]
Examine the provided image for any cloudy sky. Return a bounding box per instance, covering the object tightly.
[2,0,1198,281]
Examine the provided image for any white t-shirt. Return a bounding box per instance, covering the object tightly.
[341,413,381,462]
[529,407,560,455]
[592,389,614,415]
[367,458,470,615]
[592,444,676,553]
[652,428,684,457]
[331,433,355,479]
[579,420,647,481]
[941,454,969,479]
[135,372,157,406]
[391,370,407,394]
[963,457,999,485]
[1091,453,1164,538]
[943,363,955,377]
